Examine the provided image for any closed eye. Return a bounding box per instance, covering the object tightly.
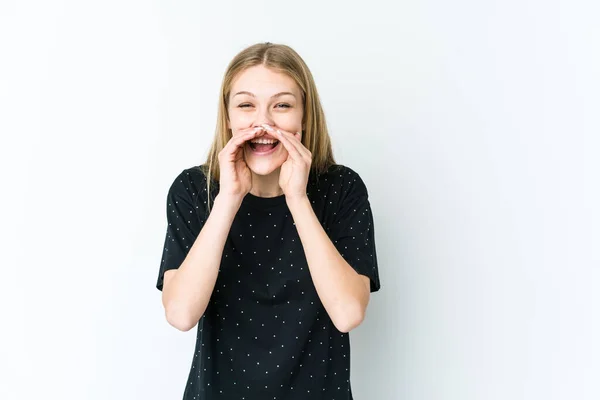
[237,103,292,109]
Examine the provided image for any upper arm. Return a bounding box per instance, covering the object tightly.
[162,269,177,292]
[330,169,381,293]
[360,274,370,296]
[161,269,178,307]
[156,168,207,292]
[359,274,371,310]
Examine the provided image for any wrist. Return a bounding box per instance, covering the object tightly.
[214,193,244,213]
[285,194,310,210]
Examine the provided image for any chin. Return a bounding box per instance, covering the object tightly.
[244,142,286,176]
[247,162,283,176]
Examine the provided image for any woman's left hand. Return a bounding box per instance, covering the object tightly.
[275,127,311,202]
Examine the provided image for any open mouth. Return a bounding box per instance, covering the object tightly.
[248,137,280,154]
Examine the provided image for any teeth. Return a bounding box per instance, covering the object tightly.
[251,139,278,144]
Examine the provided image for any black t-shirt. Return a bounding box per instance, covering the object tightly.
[156,164,381,400]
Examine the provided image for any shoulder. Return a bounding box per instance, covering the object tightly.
[169,165,207,189]
[166,165,211,205]
[311,164,370,198]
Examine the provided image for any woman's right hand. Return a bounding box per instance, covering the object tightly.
[217,126,262,201]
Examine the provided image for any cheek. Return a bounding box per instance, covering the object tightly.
[228,109,254,131]
[275,113,303,131]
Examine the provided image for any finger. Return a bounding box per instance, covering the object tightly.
[260,124,292,141]
[277,129,311,160]
[221,128,260,158]
[277,129,305,162]
[230,126,264,141]
[294,131,309,156]
[260,124,310,159]
[278,128,306,150]
[293,131,309,158]
[231,127,262,147]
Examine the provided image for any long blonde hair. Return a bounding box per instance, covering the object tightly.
[203,42,335,209]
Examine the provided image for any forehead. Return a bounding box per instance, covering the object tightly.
[230,65,300,97]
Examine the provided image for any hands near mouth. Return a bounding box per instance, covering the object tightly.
[218,124,311,203]
[260,124,311,203]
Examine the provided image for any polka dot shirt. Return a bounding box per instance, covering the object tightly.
[156,164,381,400]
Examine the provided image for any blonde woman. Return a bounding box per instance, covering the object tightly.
[156,42,381,400]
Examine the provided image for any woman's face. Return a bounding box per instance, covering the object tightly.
[227,65,304,176]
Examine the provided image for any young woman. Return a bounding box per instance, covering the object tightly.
[156,42,381,400]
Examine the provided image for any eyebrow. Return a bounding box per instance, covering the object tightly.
[232,91,296,99]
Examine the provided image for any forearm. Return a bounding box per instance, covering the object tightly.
[287,196,369,332]
[163,194,241,330]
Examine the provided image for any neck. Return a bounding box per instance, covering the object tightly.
[249,169,283,198]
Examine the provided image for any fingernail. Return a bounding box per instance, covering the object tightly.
[262,124,275,132]
[276,129,283,136]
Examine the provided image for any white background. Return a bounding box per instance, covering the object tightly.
[1,1,598,399]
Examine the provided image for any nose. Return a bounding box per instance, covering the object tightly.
[252,106,275,128]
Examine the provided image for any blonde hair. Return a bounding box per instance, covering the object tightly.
[202,42,335,209]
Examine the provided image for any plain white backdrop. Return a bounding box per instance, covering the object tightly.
[1,1,598,399]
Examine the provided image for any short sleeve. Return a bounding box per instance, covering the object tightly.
[156,169,207,291]
[330,171,381,293]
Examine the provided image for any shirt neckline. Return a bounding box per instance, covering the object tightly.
[242,191,287,209]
